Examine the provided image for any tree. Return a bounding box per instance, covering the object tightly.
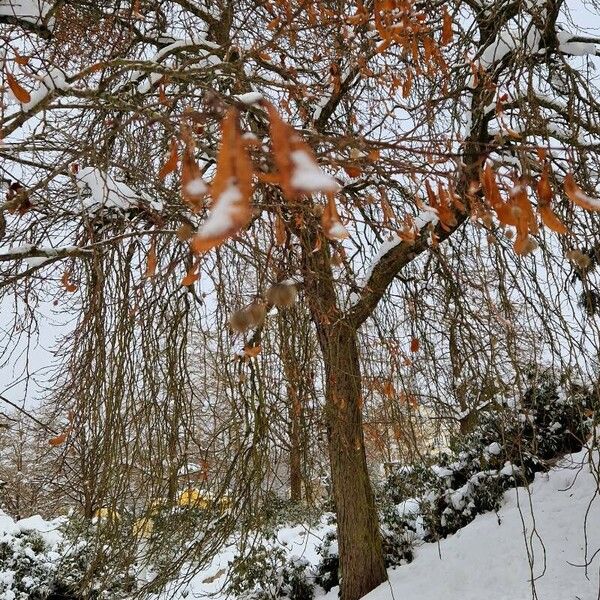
[2,1,600,599]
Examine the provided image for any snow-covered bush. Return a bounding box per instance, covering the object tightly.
[0,510,139,600]
[0,512,63,599]
[255,493,324,536]
[382,370,596,541]
[228,540,314,600]
[313,530,338,593]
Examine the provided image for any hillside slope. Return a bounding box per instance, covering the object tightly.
[353,447,600,600]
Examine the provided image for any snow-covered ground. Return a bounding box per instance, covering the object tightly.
[353,447,600,600]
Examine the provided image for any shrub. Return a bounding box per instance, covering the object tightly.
[228,540,314,600]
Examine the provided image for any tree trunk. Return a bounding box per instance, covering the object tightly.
[288,385,303,503]
[318,320,387,600]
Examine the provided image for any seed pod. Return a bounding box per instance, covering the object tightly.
[229,309,253,333]
[246,301,267,327]
[266,283,297,308]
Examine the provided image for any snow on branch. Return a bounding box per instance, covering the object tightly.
[0,0,54,28]
[557,31,598,56]
[0,244,91,263]
[75,167,159,212]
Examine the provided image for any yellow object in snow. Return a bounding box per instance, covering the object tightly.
[217,494,232,510]
[178,488,211,509]
[93,507,120,521]
[133,517,154,538]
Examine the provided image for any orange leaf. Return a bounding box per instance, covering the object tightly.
[265,102,294,199]
[14,51,30,66]
[441,7,453,45]
[312,235,322,253]
[343,164,362,178]
[448,186,466,213]
[423,36,435,63]
[381,194,395,224]
[191,108,253,253]
[275,212,287,246]
[410,337,420,353]
[159,138,178,180]
[564,172,600,211]
[510,181,538,235]
[513,233,533,255]
[435,185,457,230]
[181,264,199,286]
[368,149,381,162]
[402,71,413,98]
[264,102,337,199]
[536,166,570,234]
[539,205,570,235]
[481,163,502,208]
[6,72,30,103]
[61,272,77,293]
[382,380,395,399]
[321,193,349,240]
[536,164,553,205]
[49,432,68,447]
[244,345,261,358]
[144,240,157,278]
[494,203,518,227]
[181,139,207,211]
[158,83,170,105]
[176,223,194,241]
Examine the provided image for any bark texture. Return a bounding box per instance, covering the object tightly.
[318,321,387,600]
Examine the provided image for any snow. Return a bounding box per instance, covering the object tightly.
[313,95,330,121]
[76,167,140,211]
[198,182,241,238]
[557,31,597,56]
[328,221,349,239]
[0,0,54,26]
[139,445,600,600]
[432,465,454,479]
[1,446,599,600]
[0,244,83,260]
[15,515,63,547]
[479,26,541,69]
[396,499,420,518]
[0,510,63,548]
[234,91,263,105]
[22,67,69,111]
[357,207,438,291]
[499,461,521,477]
[570,185,600,210]
[290,150,339,193]
[185,177,207,197]
[0,244,34,256]
[356,234,402,290]
[350,447,600,600]
[126,37,221,94]
[25,256,49,268]
[149,516,336,600]
[485,441,502,456]
[414,206,439,230]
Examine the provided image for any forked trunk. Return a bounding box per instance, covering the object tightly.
[318,321,387,600]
